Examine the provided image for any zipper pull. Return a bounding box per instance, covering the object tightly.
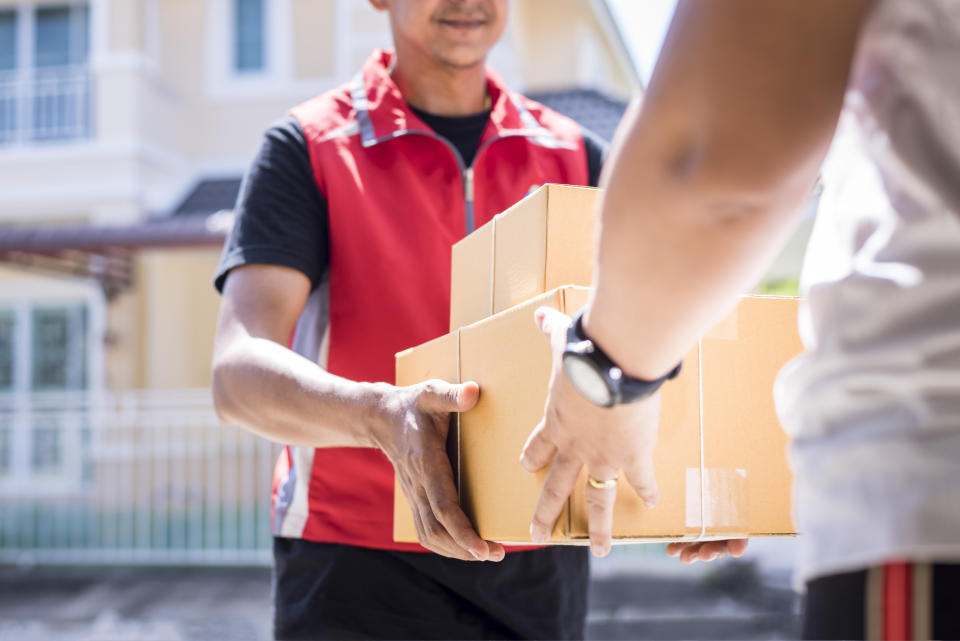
[464,167,475,203]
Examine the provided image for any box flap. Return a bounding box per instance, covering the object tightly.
[450,220,495,331]
[459,288,567,542]
[544,185,597,291]
[492,186,549,313]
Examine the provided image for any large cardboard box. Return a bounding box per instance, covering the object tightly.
[395,288,801,545]
[449,184,598,331]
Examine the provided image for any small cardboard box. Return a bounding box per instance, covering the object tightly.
[396,288,801,545]
[449,184,598,331]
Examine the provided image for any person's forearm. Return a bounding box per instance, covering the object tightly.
[212,335,387,449]
[583,105,819,380]
[581,0,868,381]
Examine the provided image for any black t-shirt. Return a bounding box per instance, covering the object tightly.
[215,108,608,639]
[214,110,607,292]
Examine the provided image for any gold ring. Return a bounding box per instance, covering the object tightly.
[588,476,617,490]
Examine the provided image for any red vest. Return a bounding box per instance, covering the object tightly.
[274,50,589,551]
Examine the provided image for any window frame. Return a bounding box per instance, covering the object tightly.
[0,281,104,496]
[0,1,91,147]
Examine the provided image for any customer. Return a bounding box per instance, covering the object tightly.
[523,1,960,638]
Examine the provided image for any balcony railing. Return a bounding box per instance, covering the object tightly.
[0,65,92,147]
[0,389,280,566]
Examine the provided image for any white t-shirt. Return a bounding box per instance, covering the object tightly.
[775,0,960,584]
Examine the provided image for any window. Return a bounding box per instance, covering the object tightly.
[0,10,17,144]
[0,421,10,477]
[31,419,61,474]
[234,0,265,73]
[0,299,96,490]
[0,4,90,146]
[0,310,14,390]
[32,306,86,390]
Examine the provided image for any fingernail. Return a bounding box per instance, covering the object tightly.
[645,500,656,509]
[519,456,532,473]
[469,549,481,560]
[710,552,720,561]
[591,544,609,558]
[530,526,546,543]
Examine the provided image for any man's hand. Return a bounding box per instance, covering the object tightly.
[371,379,505,562]
[666,539,748,563]
[519,307,662,557]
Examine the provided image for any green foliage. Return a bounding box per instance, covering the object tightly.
[754,279,799,297]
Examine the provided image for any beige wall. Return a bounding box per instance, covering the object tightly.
[140,248,222,389]
[510,0,635,97]
[108,0,146,53]
[293,0,338,80]
[104,285,146,390]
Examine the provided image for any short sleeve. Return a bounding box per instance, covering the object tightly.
[213,115,329,293]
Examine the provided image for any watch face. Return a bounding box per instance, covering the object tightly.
[563,354,614,407]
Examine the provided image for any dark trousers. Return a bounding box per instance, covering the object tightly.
[803,562,960,640]
[272,537,589,640]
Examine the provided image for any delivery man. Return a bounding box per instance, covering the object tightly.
[211,0,606,638]
[523,0,960,639]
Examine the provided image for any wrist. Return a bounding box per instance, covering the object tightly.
[584,297,681,382]
[355,381,396,449]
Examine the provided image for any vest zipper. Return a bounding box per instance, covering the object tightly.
[364,129,538,235]
[463,167,475,234]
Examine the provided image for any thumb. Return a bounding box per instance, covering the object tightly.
[419,380,479,413]
[534,306,571,343]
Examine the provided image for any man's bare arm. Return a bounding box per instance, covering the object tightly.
[212,263,505,562]
[212,264,378,448]
[587,0,872,377]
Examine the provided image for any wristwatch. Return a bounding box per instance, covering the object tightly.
[562,309,681,408]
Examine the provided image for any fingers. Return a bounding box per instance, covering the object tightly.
[623,456,659,509]
[584,465,619,557]
[420,449,503,562]
[727,538,749,557]
[530,453,582,543]
[534,306,572,351]
[419,379,480,413]
[520,419,557,473]
[665,539,749,563]
[402,479,473,561]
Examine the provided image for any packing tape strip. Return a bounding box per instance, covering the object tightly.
[685,468,749,532]
[696,339,706,540]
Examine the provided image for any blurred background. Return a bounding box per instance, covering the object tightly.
[0,1,810,639]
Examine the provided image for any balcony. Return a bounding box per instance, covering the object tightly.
[0,65,92,147]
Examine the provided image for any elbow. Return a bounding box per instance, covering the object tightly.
[659,137,815,229]
[211,358,239,425]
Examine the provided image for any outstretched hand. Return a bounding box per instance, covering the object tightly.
[519,306,662,557]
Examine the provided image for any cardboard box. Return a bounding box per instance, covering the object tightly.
[449,184,598,331]
[395,288,802,545]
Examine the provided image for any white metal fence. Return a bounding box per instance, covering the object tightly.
[0,389,281,566]
[0,65,91,146]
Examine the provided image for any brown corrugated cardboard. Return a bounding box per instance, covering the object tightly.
[449,221,494,332]
[700,297,800,537]
[449,184,598,331]
[395,289,801,545]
